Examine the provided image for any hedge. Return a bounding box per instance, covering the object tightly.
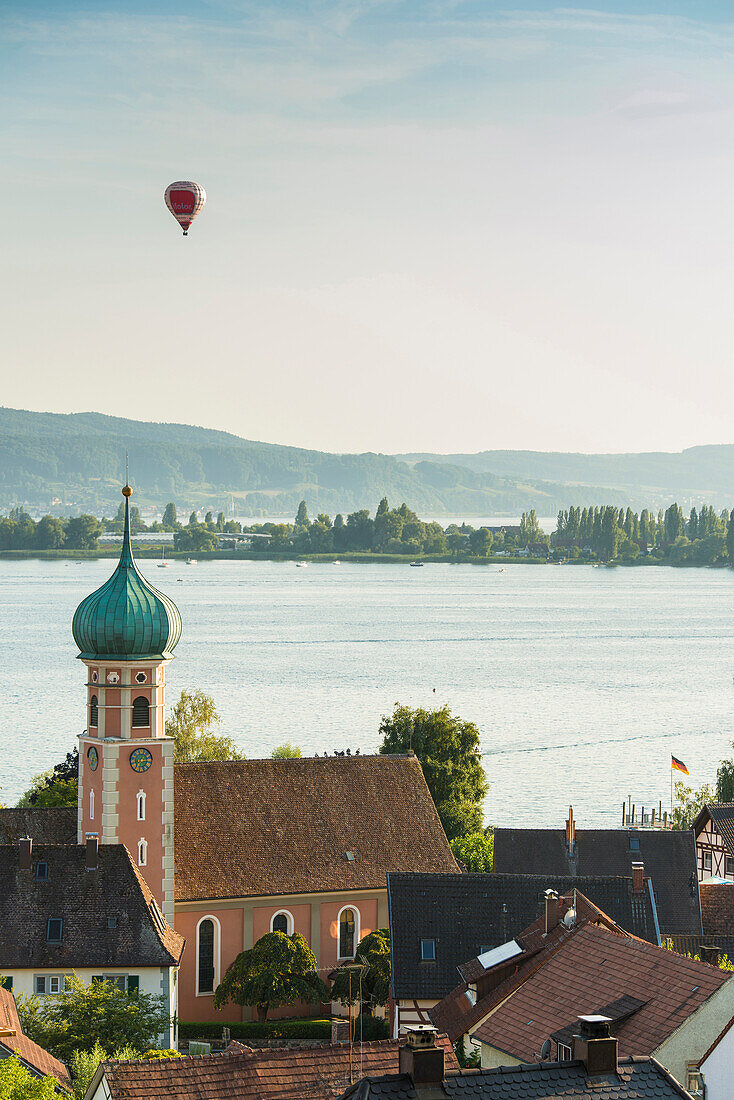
[179,1019,332,1045]
[179,1014,388,1046]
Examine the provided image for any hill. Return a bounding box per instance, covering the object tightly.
[0,408,629,517]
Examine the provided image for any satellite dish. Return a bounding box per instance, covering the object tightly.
[563,907,577,928]
[540,1039,551,1060]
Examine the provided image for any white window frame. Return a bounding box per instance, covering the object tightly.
[138,838,147,867]
[195,914,221,997]
[89,789,94,820]
[336,905,360,960]
[270,909,294,935]
[137,790,146,821]
[704,851,712,871]
[558,1043,572,1061]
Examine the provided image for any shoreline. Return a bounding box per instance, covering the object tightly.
[0,548,726,568]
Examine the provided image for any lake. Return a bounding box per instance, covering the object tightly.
[2,557,733,827]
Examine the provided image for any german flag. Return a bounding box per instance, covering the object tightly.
[672,755,689,775]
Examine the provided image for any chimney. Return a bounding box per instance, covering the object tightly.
[631,862,644,895]
[544,889,561,934]
[699,945,720,968]
[571,1016,618,1076]
[85,835,99,871]
[399,1026,445,1090]
[566,806,576,856]
[19,837,32,871]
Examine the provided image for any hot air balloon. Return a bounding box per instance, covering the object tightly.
[164,181,206,236]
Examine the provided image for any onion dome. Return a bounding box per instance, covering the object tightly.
[72,486,182,661]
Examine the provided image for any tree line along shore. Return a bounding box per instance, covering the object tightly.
[2,498,734,566]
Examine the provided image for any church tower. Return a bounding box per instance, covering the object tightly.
[72,485,182,923]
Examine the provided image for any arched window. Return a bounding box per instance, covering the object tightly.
[90,695,98,728]
[137,791,146,821]
[338,907,358,959]
[89,790,94,820]
[137,839,147,867]
[271,910,293,936]
[196,916,220,995]
[132,696,149,728]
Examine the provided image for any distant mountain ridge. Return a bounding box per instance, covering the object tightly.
[0,407,723,518]
[398,447,734,497]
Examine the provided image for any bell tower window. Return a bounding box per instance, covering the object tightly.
[137,791,146,821]
[132,697,149,728]
[90,695,98,728]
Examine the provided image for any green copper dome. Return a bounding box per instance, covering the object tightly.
[72,488,182,661]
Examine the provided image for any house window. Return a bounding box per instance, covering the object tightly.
[338,907,358,959]
[629,836,640,851]
[197,916,220,995]
[108,917,118,929]
[271,910,293,935]
[558,1043,572,1061]
[137,791,146,821]
[0,978,12,992]
[34,975,70,995]
[727,856,734,876]
[138,839,147,867]
[35,975,46,995]
[704,852,712,871]
[90,695,98,727]
[132,696,150,728]
[35,862,48,881]
[90,789,95,820]
[46,919,63,943]
[92,975,127,992]
[686,1065,705,1096]
[421,938,436,961]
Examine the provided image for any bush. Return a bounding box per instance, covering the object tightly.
[179,1018,332,1046]
[450,830,493,872]
[350,1014,388,1040]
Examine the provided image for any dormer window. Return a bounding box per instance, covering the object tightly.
[629,836,640,851]
[35,862,48,881]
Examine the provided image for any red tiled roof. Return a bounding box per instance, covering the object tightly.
[174,756,458,901]
[471,922,731,1061]
[700,881,734,938]
[0,986,70,1090]
[98,1035,459,1099]
[429,890,634,1042]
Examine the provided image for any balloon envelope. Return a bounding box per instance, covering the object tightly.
[164,181,206,236]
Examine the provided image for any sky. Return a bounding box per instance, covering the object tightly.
[5,1,734,455]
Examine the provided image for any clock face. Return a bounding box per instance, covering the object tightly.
[130,748,153,773]
[87,746,99,771]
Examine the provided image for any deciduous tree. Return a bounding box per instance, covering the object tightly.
[166,689,245,763]
[379,705,488,840]
[330,930,390,1013]
[213,932,328,1021]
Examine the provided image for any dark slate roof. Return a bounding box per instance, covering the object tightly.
[339,1057,693,1099]
[387,873,659,1000]
[550,996,647,1047]
[493,827,701,935]
[0,844,183,968]
[695,804,734,852]
[0,808,77,845]
[174,756,458,902]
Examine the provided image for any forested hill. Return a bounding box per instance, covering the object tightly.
[0,407,628,517]
[398,446,734,498]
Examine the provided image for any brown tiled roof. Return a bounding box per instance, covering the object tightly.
[174,756,458,901]
[700,881,734,938]
[0,808,77,845]
[97,1036,458,1099]
[0,844,183,968]
[429,891,633,1042]
[0,986,71,1090]
[470,922,730,1061]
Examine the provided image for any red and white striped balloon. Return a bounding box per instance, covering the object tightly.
[164,181,206,236]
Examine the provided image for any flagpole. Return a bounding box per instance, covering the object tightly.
[670,759,673,825]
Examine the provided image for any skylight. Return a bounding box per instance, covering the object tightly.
[477,940,522,970]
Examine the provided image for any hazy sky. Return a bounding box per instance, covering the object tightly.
[5,1,734,454]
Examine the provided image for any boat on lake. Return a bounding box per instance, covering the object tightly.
[158,548,169,568]
[296,561,308,568]
[410,561,424,567]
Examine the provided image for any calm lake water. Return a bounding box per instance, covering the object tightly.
[2,558,733,827]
